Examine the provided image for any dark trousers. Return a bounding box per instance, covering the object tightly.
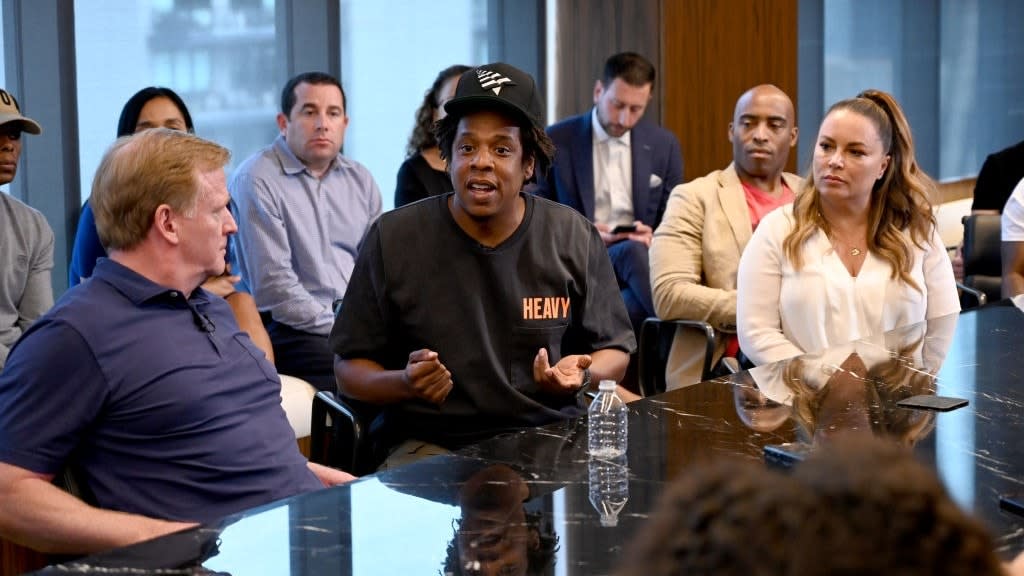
[266,321,336,392]
[607,239,655,338]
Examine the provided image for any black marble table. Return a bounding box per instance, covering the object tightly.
[31,304,1024,575]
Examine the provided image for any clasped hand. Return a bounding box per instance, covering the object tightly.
[403,349,453,404]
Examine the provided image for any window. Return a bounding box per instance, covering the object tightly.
[0,7,5,88]
[74,0,279,202]
[823,0,1024,181]
[939,0,1024,180]
[339,0,488,211]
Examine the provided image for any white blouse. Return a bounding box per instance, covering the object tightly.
[737,206,960,366]
[751,312,958,406]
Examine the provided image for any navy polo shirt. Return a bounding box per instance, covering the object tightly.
[0,258,322,523]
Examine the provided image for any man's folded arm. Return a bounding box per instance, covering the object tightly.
[0,461,196,555]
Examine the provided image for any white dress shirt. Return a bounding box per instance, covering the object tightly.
[1001,177,1024,241]
[591,108,634,227]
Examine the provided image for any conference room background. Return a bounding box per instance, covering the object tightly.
[2,0,1022,292]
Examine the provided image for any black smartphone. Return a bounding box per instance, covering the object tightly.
[895,394,969,412]
[611,224,637,234]
[764,443,812,469]
[999,493,1024,517]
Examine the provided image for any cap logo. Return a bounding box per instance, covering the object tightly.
[476,69,514,95]
[0,89,17,111]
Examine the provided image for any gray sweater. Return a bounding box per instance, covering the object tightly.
[0,191,54,369]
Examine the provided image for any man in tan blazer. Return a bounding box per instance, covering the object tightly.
[650,85,800,389]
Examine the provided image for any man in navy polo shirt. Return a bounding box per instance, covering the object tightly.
[0,128,353,555]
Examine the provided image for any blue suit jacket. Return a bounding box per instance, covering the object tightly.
[535,112,684,228]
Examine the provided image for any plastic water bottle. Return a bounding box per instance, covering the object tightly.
[588,452,630,527]
[587,380,628,458]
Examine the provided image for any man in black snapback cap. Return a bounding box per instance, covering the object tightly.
[331,63,637,469]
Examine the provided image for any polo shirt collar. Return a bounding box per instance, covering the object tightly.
[92,258,210,306]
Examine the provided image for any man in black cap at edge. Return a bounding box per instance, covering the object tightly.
[331,63,638,470]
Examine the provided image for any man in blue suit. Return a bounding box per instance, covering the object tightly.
[535,52,684,340]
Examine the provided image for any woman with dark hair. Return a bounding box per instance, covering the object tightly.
[70,86,274,362]
[70,87,196,287]
[393,64,470,208]
[115,86,194,137]
[737,89,959,365]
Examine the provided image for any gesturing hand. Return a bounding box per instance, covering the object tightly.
[533,348,592,395]
[403,349,453,405]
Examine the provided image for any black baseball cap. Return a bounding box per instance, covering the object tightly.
[444,63,545,132]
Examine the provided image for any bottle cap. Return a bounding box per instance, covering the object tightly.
[598,379,616,391]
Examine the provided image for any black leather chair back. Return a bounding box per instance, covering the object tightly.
[638,318,716,397]
[962,213,1003,303]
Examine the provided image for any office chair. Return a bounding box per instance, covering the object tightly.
[310,391,374,474]
[308,299,385,475]
[53,465,96,505]
[961,213,1002,304]
[638,318,717,397]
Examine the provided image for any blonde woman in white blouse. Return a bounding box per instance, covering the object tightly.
[737,89,959,366]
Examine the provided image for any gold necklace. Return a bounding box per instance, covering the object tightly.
[830,236,865,257]
[819,213,867,257]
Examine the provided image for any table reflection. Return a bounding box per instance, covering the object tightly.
[383,456,563,576]
[30,307,1024,574]
[744,312,959,448]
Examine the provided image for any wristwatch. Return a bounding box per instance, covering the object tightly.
[574,368,592,403]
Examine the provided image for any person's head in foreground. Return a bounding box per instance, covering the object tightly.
[617,436,1008,576]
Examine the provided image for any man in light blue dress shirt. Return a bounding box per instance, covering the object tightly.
[230,72,382,390]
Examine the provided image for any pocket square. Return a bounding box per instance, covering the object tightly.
[649,174,663,188]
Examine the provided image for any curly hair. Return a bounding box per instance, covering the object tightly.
[616,438,1005,576]
[406,65,471,157]
[792,438,1004,576]
[441,510,559,575]
[616,459,821,576]
[783,89,938,291]
[435,108,555,185]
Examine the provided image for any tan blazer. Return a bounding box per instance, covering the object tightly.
[650,163,803,389]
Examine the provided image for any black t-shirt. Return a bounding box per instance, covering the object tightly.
[331,192,635,449]
[394,153,454,208]
[971,140,1024,212]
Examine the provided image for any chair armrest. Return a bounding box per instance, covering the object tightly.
[310,391,365,474]
[53,466,96,505]
[957,281,987,310]
[639,318,716,397]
